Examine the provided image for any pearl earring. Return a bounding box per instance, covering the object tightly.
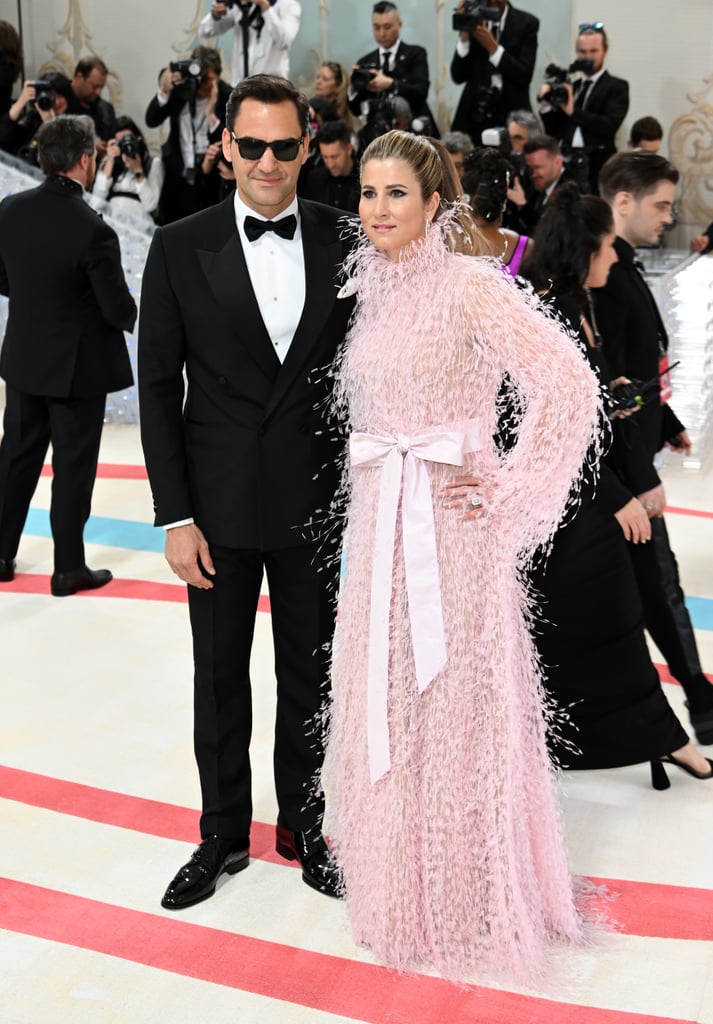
[425,219,431,237]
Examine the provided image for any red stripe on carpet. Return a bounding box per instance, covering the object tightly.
[1,765,712,941]
[0,878,693,1024]
[655,663,713,687]
[665,505,713,520]
[0,575,271,611]
[40,463,148,480]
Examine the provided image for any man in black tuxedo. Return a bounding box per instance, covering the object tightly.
[450,0,539,145]
[0,114,136,594]
[539,25,629,194]
[139,75,355,909]
[517,133,578,231]
[349,1,438,136]
[145,46,233,224]
[69,57,116,159]
[593,151,713,745]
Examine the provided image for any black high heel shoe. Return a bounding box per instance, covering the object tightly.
[650,753,713,790]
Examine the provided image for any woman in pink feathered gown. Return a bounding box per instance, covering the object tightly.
[323,130,605,983]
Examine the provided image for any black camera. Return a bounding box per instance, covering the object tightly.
[117,134,140,159]
[543,59,594,106]
[169,59,202,80]
[453,3,501,33]
[29,78,54,112]
[351,67,377,92]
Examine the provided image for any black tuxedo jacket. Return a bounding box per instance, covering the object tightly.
[0,177,136,398]
[350,41,437,130]
[138,197,356,550]
[592,236,684,494]
[543,71,629,153]
[145,79,232,178]
[451,4,539,138]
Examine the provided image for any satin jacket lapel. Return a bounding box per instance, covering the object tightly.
[196,215,280,382]
[266,200,346,416]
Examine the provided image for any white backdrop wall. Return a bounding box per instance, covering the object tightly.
[1,1,711,230]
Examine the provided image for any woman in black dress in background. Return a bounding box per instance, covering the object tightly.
[523,185,712,788]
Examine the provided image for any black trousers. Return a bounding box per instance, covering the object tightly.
[187,542,339,843]
[0,385,105,571]
[628,515,705,695]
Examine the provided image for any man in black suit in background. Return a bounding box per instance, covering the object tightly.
[450,0,539,145]
[594,151,713,745]
[139,75,355,910]
[539,24,629,194]
[0,114,136,594]
[349,1,438,136]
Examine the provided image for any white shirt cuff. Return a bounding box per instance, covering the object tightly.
[456,38,471,57]
[489,44,504,67]
[164,518,194,530]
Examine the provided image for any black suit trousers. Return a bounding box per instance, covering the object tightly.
[189,541,339,841]
[628,516,706,697]
[0,385,105,570]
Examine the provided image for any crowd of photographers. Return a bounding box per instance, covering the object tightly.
[0,1,705,240]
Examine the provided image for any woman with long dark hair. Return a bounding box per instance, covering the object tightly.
[93,115,163,225]
[522,183,712,787]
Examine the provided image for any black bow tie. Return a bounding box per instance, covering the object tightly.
[244,214,297,242]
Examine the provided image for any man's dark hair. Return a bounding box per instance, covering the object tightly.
[599,150,679,203]
[226,74,310,136]
[316,119,351,148]
[191,45,222,77]
[74,56,108,79]
[37,114,95,176]
[373,2,398,13]
[524,133,561,158]
[630,116,663,147]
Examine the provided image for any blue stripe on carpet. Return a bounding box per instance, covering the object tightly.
[21,508,713,630]
[24,508,165,554]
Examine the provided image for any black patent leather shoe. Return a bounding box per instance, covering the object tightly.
[51,566,113,597]
[0,559,16,582]
[275,824,342,898]
[161,835,249,910]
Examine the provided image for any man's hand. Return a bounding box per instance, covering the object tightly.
[366,70,392,93]
[473,23,498,55]
[556,81,574,116]
[165,523,216,589]
[8,81,37,122]
[614,497,652,543]
[211,2,228,19]
[690,234,710,254]
[664,429,692,455]
[507,176,526,207]
[254,0,271,10]
[637,483,666,519]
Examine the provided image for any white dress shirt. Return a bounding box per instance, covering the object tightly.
[456,2,508,89]
[198,0,301,84]
[571,67,605,149]
[233,189,305,364]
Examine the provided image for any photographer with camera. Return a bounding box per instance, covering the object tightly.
[92,116,164,227]
[299,119,360,212]
[538,24,629,195]
[68,58,116,159]
[145,47,232,224]
[0,72,73,164]
[198,0,301,84]
[349,2,438,139]
[450,0,538,145]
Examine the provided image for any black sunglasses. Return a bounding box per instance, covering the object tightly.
[578,21,604,30]
[229,132,304,162]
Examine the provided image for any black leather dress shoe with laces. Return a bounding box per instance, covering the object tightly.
[0,559,16,582]
[161,835,250,910]
[275,824,342,898]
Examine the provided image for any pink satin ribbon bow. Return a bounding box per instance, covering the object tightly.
[349,422,482,784]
